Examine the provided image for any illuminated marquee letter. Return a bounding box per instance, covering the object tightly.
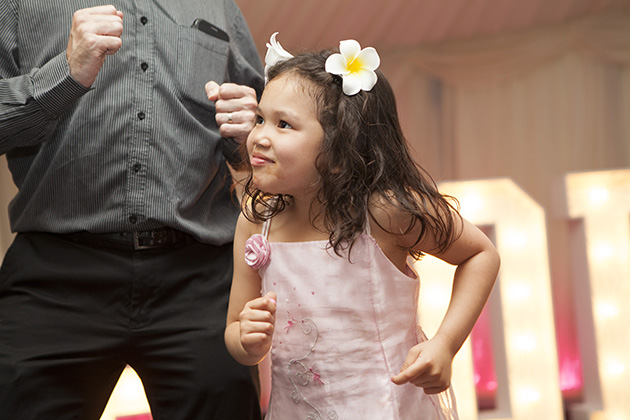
[416,178,564,419]
[565,170,630,420]
[100,366,150,420]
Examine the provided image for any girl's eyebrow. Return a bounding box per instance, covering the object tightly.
[257,105,300,122]
[276,109,299,121]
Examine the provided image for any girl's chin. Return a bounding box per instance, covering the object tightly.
[251,180,279,195]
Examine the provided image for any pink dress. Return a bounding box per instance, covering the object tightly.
[245,220,458,420]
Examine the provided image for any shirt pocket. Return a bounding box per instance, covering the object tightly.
[176,25,230,120]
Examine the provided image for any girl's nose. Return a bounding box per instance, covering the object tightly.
[250,127,272,148]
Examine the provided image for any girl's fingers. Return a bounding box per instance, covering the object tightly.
[391,346,422,384]
[263,291,277,306]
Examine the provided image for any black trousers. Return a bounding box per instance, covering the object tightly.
[0,232,260,420]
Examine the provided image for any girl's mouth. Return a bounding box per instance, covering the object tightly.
[251,153,274,166]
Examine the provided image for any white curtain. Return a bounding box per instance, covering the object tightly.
[380,9,630,187]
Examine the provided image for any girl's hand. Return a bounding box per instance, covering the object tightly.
[391,336,455,394]
[239,292,277,359]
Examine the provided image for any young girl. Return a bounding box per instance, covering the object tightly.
[225,36,500,419]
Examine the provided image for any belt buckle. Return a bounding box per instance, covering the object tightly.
[133,231,160,250]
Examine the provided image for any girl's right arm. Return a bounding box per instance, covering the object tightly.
[225,213,277,366]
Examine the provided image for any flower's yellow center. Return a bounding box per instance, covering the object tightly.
[347,56,363,74]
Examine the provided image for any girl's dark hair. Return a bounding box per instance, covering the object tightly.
[240,49,461,259]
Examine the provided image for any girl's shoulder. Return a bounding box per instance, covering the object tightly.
[237,197,279,237]
[236,211,265,238]
[368,193,416,247]
[367,194,419,271]
[368,191,448,252]
[368,192,415,231]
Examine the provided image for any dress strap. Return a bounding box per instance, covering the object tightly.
[364,213,372,236]
[261,218,271,239]
[260,197,278,239]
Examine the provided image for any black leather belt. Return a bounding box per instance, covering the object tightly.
[66,228,195,251]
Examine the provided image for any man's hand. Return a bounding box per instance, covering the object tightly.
[66,5,124,88]
[206,81,258,144]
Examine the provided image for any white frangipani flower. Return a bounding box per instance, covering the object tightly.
[324,39,380,96]
[264,32,293,83]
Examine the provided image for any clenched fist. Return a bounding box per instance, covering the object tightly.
[66,5,124,88]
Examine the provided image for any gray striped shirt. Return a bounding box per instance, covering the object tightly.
[0,0,263,245]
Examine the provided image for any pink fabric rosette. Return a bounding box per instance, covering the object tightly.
[244,234,271,269]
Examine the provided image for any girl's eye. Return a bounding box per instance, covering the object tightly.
[278,120,292,129]
[255,115,264,125]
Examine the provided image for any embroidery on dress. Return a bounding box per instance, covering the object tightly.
[308,364,325,385]
[285,312,298,333]
[286,317,339,420]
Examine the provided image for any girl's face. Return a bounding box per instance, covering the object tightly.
[247,74,325,199]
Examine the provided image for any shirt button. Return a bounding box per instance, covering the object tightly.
[140,16,148,25]
[129,215,138,224]
[140,62,149,72]
[133,163,142,172]
[137,112,145,120]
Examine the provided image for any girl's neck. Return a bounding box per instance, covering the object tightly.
[271,196,329,242]
[283,196,319,227]
[285,188,321,220]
